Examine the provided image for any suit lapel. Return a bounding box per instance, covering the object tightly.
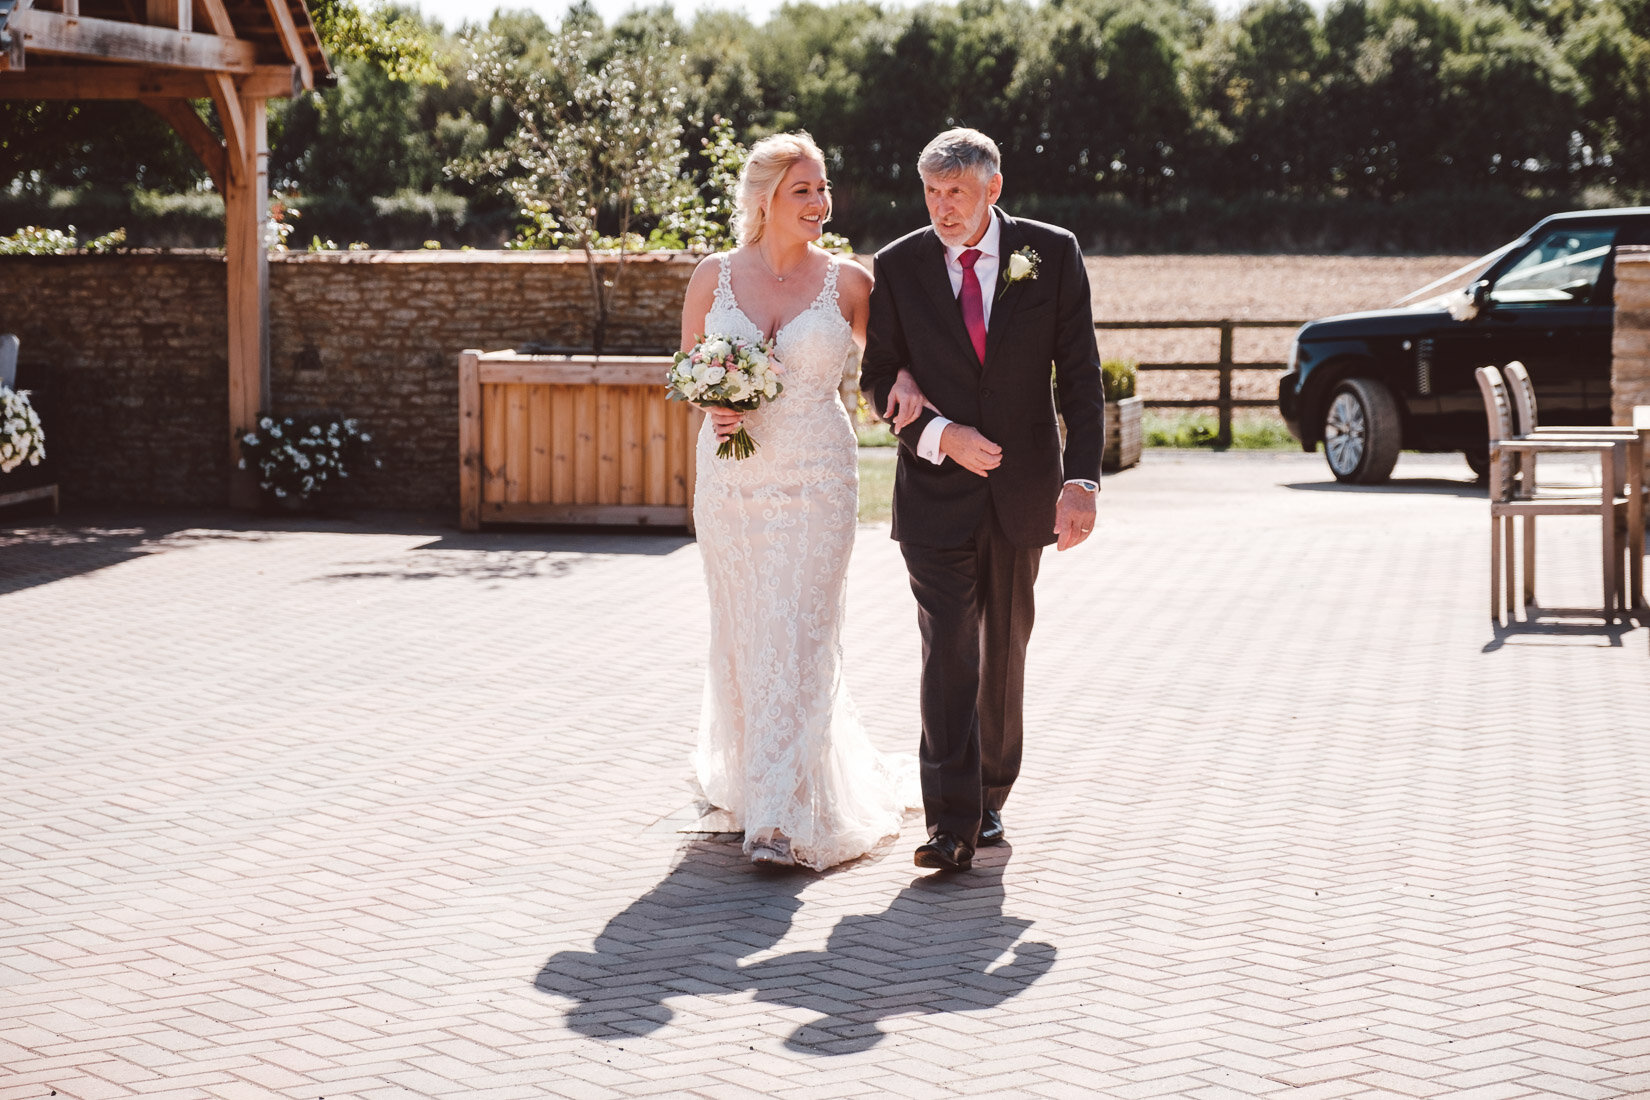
[983,208,1027,370]
[917,230,984,369]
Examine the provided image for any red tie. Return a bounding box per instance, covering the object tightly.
[958,248,986,364]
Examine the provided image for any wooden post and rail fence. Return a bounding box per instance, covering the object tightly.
[457,319,1306,530]
[1094,319,1306,448]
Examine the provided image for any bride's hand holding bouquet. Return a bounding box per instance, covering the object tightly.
[667,333,784,459]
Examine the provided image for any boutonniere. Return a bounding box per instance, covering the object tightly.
[1003,246,1040,287]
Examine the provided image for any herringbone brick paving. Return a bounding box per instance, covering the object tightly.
[3,451,1649,1099]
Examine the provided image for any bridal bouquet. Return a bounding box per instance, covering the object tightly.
[0,385,46,474]
[667,333,784,459]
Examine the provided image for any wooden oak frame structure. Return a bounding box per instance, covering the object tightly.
[0,0,331,506]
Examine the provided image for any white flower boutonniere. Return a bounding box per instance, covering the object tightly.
[1004,246,1041,287]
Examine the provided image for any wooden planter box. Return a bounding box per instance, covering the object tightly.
[458,349,703,531]
[1104,395,1143,472]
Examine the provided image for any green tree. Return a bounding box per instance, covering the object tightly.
[1563,2,1650,192]
[1193,0,1330,196]
[1439,6,1577,190]
[452,25,693,352]
[1009,0,1204,203]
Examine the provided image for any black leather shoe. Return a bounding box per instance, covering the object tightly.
[978,809,1005,847]
[914,832,974,871]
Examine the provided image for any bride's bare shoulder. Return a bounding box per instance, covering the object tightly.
[689,251,730,281]
[833,254,873,299]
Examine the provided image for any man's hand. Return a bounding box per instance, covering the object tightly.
[1053,483,1097,551]
[706,406,744,442]
[883,369,939,432]
[939,424,1002,477]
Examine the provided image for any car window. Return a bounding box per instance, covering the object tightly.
[1488,227,1617,306]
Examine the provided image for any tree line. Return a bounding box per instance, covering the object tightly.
[3,0,1649,252]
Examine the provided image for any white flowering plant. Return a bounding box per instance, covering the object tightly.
[0,385,46,474]
[666,333,784,459]
[237,413,376,504]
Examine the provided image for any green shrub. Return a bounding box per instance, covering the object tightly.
[0,225,126,255]
[1144,411,1298,450]
[1101,359,1138,402]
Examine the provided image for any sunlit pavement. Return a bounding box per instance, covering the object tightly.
[4,450,1649,1099]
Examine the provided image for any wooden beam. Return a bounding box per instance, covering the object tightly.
[141,97,222,191]
[190,0,228,36]
[146,0,189,32]
[223,91,267,509]
[208,69,245,168]
[0,63,300,98]
[11,8,254,72]
[259,0,308,90]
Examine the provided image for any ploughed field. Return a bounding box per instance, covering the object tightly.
[1085,254,1477,411]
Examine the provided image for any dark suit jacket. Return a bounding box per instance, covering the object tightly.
[861,208,1105,549]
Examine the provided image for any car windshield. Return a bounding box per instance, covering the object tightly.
[1487,228,1616,305]
[1396,242,1516,307]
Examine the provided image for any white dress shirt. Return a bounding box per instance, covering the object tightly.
[916,212,1002,464]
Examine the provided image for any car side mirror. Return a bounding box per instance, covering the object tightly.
[1470,279,1490,311]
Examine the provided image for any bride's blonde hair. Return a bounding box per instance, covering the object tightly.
[732,132,829,247]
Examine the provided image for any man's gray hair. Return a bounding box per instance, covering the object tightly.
[918,128,1001,182]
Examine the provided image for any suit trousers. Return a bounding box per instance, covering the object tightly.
[900,497,1041,844]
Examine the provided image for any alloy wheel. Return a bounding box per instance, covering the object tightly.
[1324,391,1367,476]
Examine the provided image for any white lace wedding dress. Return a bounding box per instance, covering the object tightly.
[693,253,917,870]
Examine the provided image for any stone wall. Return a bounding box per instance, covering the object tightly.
[0,250,695,512]
[1612,246,1650,425]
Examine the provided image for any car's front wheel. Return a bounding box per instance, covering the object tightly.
[1323,378,1401,484]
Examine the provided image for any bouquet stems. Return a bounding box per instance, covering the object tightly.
[716,425,758,460]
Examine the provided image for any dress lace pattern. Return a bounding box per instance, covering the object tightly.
[693,253,918,870]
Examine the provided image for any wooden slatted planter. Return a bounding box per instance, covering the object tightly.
[458,349,702,531]
[1104,395,1144,472]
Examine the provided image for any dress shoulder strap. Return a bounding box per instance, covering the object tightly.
[816,255,841,308]
[713,252,735,309]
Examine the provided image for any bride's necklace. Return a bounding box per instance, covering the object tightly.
[755,244,807,283]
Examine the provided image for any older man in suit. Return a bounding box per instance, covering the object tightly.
[861,127,1105,872]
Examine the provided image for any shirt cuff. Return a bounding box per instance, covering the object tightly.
[917,417,952,465]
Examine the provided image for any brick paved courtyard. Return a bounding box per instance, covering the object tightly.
[4,451,1650,1099]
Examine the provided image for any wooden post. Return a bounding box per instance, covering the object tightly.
[458,350,481,531]
[222,90,267,508]
[1217,320,1234,448]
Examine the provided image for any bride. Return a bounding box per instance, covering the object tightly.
[679,132,920,870]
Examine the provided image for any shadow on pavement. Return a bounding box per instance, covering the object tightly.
[533,840,1055,1055]
[312,531,693,584]
[0,514,275,596]
[1,507,693,592]
[1483,609,1637,650]
[1283,478,1484,497]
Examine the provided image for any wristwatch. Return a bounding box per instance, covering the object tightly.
[1065,478,1099,492]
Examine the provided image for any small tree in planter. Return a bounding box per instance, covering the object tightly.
[1103,359,1143,471]
[453,26,693,354]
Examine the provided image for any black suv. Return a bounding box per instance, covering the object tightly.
[1278,207,1650,483]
